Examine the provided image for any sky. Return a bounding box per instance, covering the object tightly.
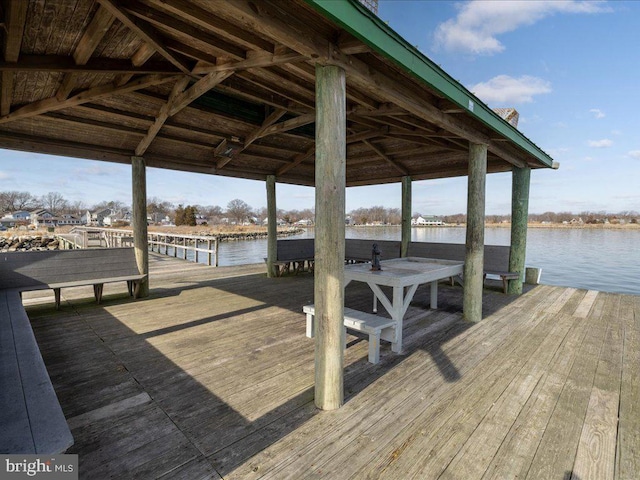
[1,0,639,215]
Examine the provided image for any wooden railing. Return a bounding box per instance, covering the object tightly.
[61,227,219,266]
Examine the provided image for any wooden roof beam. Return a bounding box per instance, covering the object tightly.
[145,0,275,53]
[193,51,305,75]
[1,0,28,115]
[257,113,315,139]
[0,56,188,74]
[216,108,287,169]
[0,74,180,125]
[276,145,315,176]
[56,6,116,100]
[135,77,190,156]
[114,42,156,86]
[167,70,234,116]
[123,1,246,61]
[97,0,192,74]
[362,140,409,176]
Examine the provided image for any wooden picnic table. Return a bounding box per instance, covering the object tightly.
[344,257,464,353]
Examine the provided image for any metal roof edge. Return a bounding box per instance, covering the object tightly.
[303,0,555,168]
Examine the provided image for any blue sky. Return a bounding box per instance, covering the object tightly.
[1,0,639,215]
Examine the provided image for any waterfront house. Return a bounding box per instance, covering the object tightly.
[412,215,445,226]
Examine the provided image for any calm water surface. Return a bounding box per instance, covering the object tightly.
[213,226,640,296]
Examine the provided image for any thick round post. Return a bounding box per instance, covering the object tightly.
[131,156,149,297]
[463,143,487,322]
[266,175,278,278]
[314,64,346,410]
[508,166,531,294]
[401,176,412,257]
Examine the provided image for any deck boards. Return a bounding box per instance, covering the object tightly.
[20,253,639,479]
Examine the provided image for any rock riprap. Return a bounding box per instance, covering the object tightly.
[0,235,60,252]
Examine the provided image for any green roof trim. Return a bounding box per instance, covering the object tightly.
[304,0,554,168]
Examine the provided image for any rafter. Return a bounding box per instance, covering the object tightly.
[167,70,233,116]
[362,140,409,176]
[146,0,274,52]
[135,77,190,156]
[115,42,156,86]
[0,74,180,125]
[56,5,115,100]
[1,0,28,116]
[216,108,287,169]
[276,145,315,176]
[97,0,192,74]
[124,1,246,61]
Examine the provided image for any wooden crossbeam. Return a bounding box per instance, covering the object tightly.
[362,140,409,176]
[115,43,156,87]
[257,113,315,139]
[97,0,191,74]
[193,52,305,75]
[0,74,180,125]
[0,56,182,74]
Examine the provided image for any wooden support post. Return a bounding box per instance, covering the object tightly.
[131,156,149,297]
[401,175,412,257]
[214,237,219,267]
[207,239,212,266]
[314,64,346,411]
[266,174,278,278]
[508,166,531,294]
[463,143,487,322]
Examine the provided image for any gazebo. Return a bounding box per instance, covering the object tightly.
[0,0,555,410]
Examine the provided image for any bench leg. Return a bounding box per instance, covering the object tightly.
[127,280,134,296]
[133,281,141,299]
[53,288,61,310]
[368,331,381,364]
[94,283,104,304]
[306,313,315,338]
[502,276,508,294]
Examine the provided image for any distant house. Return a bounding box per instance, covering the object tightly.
[569,217,584,225]
[412,215,444,226]
[11,210,32,220]
[30,209,56,227]
[57,214,82,226]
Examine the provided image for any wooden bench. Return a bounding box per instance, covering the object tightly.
[269,238,315,276]
[344,239,401,263]
[0,289,73,453]
[0,247,147,309]
[0,247,146,453]
[407,242,519,293]
[269,239,402,275]
[303,304,396,364]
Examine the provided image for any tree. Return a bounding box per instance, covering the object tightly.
[226,199,252,224]
[0,190,37,211]
[40,191,68,215]
[184,205,197,226]
[174,204,185,225]
[147,197,173,224]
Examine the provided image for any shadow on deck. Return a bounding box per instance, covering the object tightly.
[22,254,639,479]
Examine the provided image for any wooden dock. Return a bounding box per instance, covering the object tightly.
[22,254,639,479]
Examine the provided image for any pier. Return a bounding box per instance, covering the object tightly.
[21,254,639,479]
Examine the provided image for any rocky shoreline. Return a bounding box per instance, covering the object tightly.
[0,235,60,252]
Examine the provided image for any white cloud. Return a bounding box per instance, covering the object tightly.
[0,171,10,180]
[434,0,611,55]
[589,108,606,119]
[627,150,640,159]
[470,75,551,104]
[588,139,613,148]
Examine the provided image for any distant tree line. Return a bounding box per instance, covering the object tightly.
[2,190,638,225]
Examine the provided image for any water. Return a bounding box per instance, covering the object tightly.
[210,227,640,296]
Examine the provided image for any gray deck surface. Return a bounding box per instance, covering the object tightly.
[21,253,639,479]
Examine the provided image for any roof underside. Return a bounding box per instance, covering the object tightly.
[0,0,554,187]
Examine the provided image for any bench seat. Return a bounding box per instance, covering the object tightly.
[303,304,395,364]
[0,289,73,454]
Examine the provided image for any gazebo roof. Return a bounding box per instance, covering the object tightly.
[0,0,555,187]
